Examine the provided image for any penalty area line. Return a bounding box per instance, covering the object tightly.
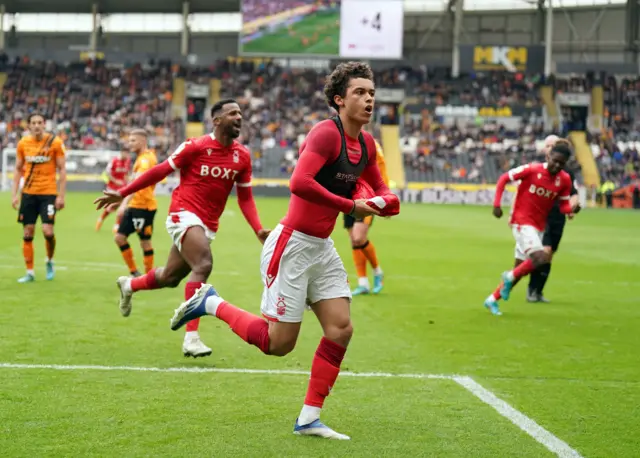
[0,363,583,455]
[0,362,452,380]
[454,376,584,458]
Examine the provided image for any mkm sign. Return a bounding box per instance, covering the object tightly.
[459,45,545,73]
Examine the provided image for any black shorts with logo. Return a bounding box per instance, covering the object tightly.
[118,208,157,240]
[18,193,57,225]
[343,214,374,229]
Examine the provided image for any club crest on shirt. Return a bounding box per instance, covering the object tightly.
[555,176,561,187]
[206,148,212,156]
[233,150,240,163]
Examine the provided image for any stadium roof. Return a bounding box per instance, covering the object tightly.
[1,0,628,14]
[1,0,240,14]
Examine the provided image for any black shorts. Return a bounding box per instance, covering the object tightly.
[542,219,566,252]
[118,208,156,240]
[18,193,57,225]
[343,214,374,229]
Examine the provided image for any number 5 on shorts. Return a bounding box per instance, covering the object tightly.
[47,204,55,217]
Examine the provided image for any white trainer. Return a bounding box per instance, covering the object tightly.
[116,276,133,317]
[293,418,350,440]
[182,335,212,358]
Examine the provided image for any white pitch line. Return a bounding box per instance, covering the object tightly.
[0,362,452,379]
[0,258,241,276]
[0,264,69,271]
[454,376,584,458]
[0,363,582,454]
[0,255,634,286]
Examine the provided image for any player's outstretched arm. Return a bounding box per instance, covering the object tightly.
[93,160,173,210]
[119,160,173,197]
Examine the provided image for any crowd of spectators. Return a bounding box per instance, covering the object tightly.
[399,72,559,183]
[1,55,638,187]
[591,131,640,187]
[0,56,184,163]
[595,76,640,185]
[411,71,543,109]
[399,120,561,184]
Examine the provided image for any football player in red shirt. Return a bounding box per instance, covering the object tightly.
[169,62,399,440]
[96,150,131,232]
[527,136,580,302]
[94,99,270,357]
[485,140,579,315]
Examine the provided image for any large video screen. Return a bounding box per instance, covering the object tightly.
[240,0,403,59]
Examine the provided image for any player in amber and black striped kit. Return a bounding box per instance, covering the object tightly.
[11,113,67,283]
[526,136,581,303]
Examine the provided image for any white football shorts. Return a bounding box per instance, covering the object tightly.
[260,224,351,323]
[165,210,216,252]
[512,224,544,261]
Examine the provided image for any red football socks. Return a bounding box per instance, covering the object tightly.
[185,281,203,332]
[130,268,159,292]
[216,301,270,354]
[512,258,535,279]
[304,337,346,408]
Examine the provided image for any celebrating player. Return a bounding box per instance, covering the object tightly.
[345,136,389,295]
[11,113,67,283]
[96,149,131,232]
[112,130,158,277]
[94,99,269,358]
[527,137,580,302]
[484,141,579,316]
[169,62,398,439]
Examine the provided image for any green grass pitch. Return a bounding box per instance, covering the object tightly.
[241,11,340,55]
[0,192,639,457]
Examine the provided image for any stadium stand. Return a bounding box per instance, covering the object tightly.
[4,58,640,187]
[0,4,638,191]
[0,58,183,160]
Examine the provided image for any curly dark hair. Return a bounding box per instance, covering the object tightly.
[324,61,374,112]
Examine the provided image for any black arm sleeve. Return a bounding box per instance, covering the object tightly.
[568,169,578,196]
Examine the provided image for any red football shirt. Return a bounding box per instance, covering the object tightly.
[106,156,131,190]
[167,133,253,232]
[281,119,389,238]
[503,163,572,231]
